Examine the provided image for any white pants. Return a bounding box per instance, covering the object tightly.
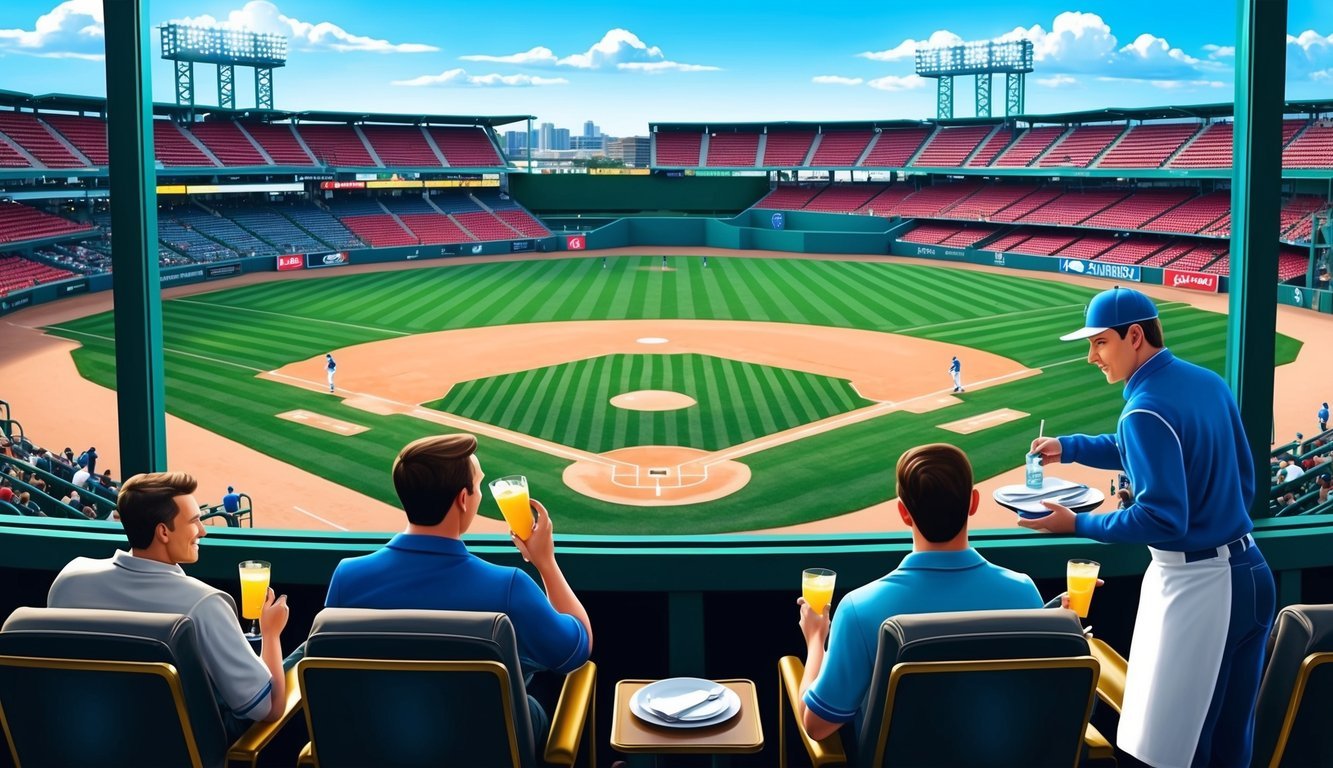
[950,370,962,389]
[327,369,335,390]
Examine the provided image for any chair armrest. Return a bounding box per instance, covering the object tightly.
[1083,722,1115,763]
[778,655,847,768]
[227,664,303,768]
[544,660,596,767]
[1088,637,1126,714]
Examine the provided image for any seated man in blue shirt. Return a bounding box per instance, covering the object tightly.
[796,443,1044,741]
[324,433,593,740]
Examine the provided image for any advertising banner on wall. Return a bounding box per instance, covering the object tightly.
[510,240,534,253]
[1059,258,1141,282]
[566,234,586,250]
[277,254,305,272]
[305,252,350,269]
[1163,269,1219,292]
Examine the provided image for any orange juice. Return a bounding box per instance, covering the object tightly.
[1067,560,1100,619]
[802,569,837,615]
[239,563,270,620]
[490,476,533,540]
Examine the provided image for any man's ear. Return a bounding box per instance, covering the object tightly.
[897,500,913,528]
[968,488,979,517]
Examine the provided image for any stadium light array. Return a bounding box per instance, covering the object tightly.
[160,23,288,67]
[915,40,1033,77]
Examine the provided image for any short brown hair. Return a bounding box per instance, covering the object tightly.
[896,444,974,543]
[1110,317,1164,348]
[392,434,478,526]
[117,472,197,549]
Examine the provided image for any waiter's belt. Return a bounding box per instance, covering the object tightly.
[1148,533,1255,565]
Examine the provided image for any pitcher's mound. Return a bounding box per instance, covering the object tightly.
[610,390,697,411]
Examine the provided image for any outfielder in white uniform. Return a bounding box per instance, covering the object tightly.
[949,356,963,392]
[325,354,336,393]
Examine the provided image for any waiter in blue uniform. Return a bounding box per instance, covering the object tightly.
[1019,286,1274,768]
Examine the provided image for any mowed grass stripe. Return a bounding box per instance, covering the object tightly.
[55,257,1305,534]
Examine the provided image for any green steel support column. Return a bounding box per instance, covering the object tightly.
[1227,0,1286,518]
[937,76,953,120]
[218,64,235,110]
[976,73,991,118]
[256,67,274,110]
[104,0,166,475]
[667,591,705,677]
[526,117,532,173]
[174,59,193,106]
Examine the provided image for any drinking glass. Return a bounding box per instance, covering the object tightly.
[238,560,271,637]
[1066,559,1100,619]
[802,568,837,615]
[489,475,534,540]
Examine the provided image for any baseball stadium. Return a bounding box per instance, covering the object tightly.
[0,2,1332,767]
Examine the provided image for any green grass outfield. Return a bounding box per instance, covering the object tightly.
[46,255,1303,534]
[427,353,872,453]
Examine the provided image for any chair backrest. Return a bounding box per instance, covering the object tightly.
[0,606,228,768]
[1252,604,1333,768]
[858,608,1096,768]
[300,608,536,768]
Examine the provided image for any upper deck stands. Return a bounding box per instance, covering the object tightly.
[761,131,815,166]
[1036,125,1124,168]
[704,132,760,167]
[426,127,504,167]
[0,112,82,167]
[360,126,442,168]
[810,130,873,166]
[912,126,992,167]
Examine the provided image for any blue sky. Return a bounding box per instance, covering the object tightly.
[0,0,1329,136]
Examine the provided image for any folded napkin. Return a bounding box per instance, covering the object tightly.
[649,689,711,718]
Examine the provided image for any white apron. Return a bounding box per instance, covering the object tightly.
[1118,549,1232,768]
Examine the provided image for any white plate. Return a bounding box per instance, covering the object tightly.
[630,678,742,729]
[994,479,1105,519]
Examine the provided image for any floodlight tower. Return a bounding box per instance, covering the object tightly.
[160,23,288,110]
[914,40,1034,119]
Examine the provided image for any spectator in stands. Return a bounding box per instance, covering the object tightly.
[324,433,592,741]
[63,490,81,511]
[0,479,12,504]
[84,446,98,475]
[33,448,51,474]
[1279,460,1305,484]
[796,443,1043,741]
[47,471,291,737]
[17,491,39,515]
[97,470,116,493]
[72,463,91,490]
[1319,402,1329,433]
[0,438,11,459]
[1021,285,1273,768]
[81,505,96,520]
[223,486,242,515]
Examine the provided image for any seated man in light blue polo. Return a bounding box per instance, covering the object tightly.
[795,443,1044,741]
[324,433,593,739]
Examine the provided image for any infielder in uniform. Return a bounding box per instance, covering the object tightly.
[949,355,963,392]
[325,354,337,393]
[1019,285,1273,768]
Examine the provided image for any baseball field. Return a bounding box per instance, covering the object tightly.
[42,254,1303,534]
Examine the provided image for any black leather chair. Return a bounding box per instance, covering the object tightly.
[296,607,595,768]
[779,608,1108,767]
[0,606,298,768]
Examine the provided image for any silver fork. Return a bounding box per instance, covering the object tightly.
[648,685,726,722]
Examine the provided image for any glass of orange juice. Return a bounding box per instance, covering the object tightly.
[238,560,270,637]
[489,475,534,540]
[1067,559,1100,619]
[802,568,837,615]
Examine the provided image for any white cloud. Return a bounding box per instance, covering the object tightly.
[174,1,436,54]
[391,68,566,87]
[1037,75,1078,87]
[1202,29,1333,80]
[0,0,104,60]
[867,74,927,92]
[462,29,718,74]
[812,75,864,86]
[459,46,557,65]
[858,30,963,62]
[1203,44,1234,59]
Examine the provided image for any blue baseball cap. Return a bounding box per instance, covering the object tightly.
[1060,286,1159,341]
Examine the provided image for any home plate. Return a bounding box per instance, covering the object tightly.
[938,408,1030,435]
[277,410,369,436]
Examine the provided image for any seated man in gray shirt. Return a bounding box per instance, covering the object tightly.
[47,471,290,736]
